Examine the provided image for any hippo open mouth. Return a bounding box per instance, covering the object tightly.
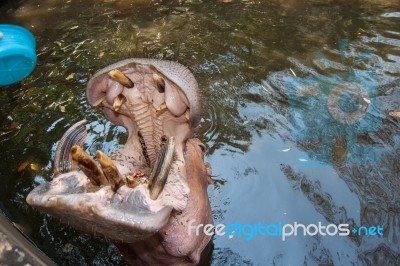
[27,59,212,264]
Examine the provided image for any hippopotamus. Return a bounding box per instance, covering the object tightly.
[26,59,213,265]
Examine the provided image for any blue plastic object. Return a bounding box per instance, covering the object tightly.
[0,24,37,86]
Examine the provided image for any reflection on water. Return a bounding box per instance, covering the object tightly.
[0,0,399,265]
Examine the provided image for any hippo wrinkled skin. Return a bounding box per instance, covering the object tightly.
[26,59,213,265]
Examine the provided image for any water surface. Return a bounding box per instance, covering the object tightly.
[0,0,399,265]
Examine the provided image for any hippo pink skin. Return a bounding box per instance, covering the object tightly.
[26,59,213,265]
[115,138,213,265]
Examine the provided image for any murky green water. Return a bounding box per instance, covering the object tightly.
[1,0,399,265]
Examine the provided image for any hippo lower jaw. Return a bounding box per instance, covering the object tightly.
[26,59,212,264]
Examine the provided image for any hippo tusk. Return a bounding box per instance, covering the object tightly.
[108,69,134,88]
[149,136,175,200]
[152,73,165,93]
[54,120,87,176]
[71,145,108,186]
[96,150,124,192]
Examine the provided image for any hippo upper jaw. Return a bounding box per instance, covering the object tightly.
[26,59,213,261]
[86,58,202,129]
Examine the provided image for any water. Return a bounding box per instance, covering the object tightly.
[1,0,399,265]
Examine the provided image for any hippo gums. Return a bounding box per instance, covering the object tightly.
[26,59,213,265]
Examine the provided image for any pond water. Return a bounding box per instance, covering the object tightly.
[0,0,399,265]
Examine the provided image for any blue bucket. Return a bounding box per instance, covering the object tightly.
[0,24,37,86]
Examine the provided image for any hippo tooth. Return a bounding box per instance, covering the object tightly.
[184,109,190,120]
[70,145,108,186]
[126,173,148,188]
[108,69,134,88]
[148,135,168,187]
[155,102,168,117]
[149,136,175,200]
[126,175,138,188]
[96,150,124,192]
[54,120,87,176]
[152,73,165,93]
[113,94,127,112]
